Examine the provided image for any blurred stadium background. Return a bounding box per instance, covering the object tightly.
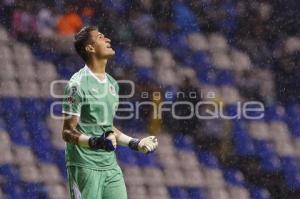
[0,0,300,199]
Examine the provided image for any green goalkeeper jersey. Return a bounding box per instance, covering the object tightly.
[62,65,119,170]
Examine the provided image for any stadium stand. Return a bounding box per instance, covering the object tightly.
[0,0,299,199]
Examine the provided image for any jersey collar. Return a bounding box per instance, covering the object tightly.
[84,65,107,84]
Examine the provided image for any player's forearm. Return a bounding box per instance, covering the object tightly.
[62,128,90,147]
[78,134,90,147]
[113,126,158,153]
[62,127,115,151]
[62,116,115,150]
[113,126,132,146]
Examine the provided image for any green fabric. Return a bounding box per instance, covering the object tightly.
[67,166,127,199]
[62,65,119,170]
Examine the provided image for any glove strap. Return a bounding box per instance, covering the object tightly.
[88,136,103,150]
[88,131,116,151]
[128,138,140,151]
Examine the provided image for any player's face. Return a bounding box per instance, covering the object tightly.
[88,30,115,59]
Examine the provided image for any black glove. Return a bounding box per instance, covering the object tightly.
[88,131,115,151]
[128,138,141,151]
[128,136,158,154]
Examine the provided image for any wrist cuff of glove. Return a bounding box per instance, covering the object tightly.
[88,136,102,150]
[104,130,114,137]
[88,131,114,150]
[128,138,140,151]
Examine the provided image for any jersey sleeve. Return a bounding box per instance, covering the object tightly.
[62,83,83,116]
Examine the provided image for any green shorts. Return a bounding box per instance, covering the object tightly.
[67,166,127,199]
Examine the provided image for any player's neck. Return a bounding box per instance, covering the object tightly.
[86,59,107,78]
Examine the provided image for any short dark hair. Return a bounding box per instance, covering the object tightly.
[74,26,98,62]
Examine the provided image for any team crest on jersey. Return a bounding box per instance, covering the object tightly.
[66,85,78,104]
[109,84,117,96]
[66,96,75,104]
[70,86,78,96]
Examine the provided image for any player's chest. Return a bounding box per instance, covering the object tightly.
[84,83,119,107]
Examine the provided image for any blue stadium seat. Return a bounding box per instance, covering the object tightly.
[196,66,216,84]
[116,146,138,165]
[285,104,300,118]
[216,1,237,37]
[102,0,130,13]
[0,117,6,131]
[254,140,281,172]
[168,186,188,199]
[173,133,194,151]
[197,151,219,168]
[285,104,300,137]
[216,69,235,86]
[33,144,54,162]
[21,182,47,199]
[282,168,300,189]
[168,33,190,61]
[156,32,171,49]
[280,157,300,189]
[5,110,22,126]
[25,116,42,134]
[136,68,155,83]
[31,43,61,62]
[287,121,300,137]
[21,98,48,119]
[223,168,246,187]
[254,140,275,157]
[281,157,299,173]
[264,105,286,122]
[31,140,54,163]
[28,122,54,162]
[114,47,133,67]
[54,149,67,179]
[0,97,22,115]
[0,164,21,198]
[190,52,211,69]
[249,186,271,199]
[32,121,50,136]
[225,104,240,118]
[260,153,282,172]
[186,187,207,199]
[38,99,51,118]
[44,97,62,119]
[11,129,31,146]
[173,1,200,33]
[232,124,256,156]
[119,118,146,135]
[6,118,30,145]
[3,185,23,199]
[135,152,160,167]
[0,164,20,182]
[56,62,78,80]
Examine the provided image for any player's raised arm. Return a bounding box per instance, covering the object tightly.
[113,126,158,154]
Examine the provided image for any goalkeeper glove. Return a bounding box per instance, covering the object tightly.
[88,131,116,151]
[129,136,158,154]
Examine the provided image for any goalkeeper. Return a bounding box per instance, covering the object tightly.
[61,26,158,199]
